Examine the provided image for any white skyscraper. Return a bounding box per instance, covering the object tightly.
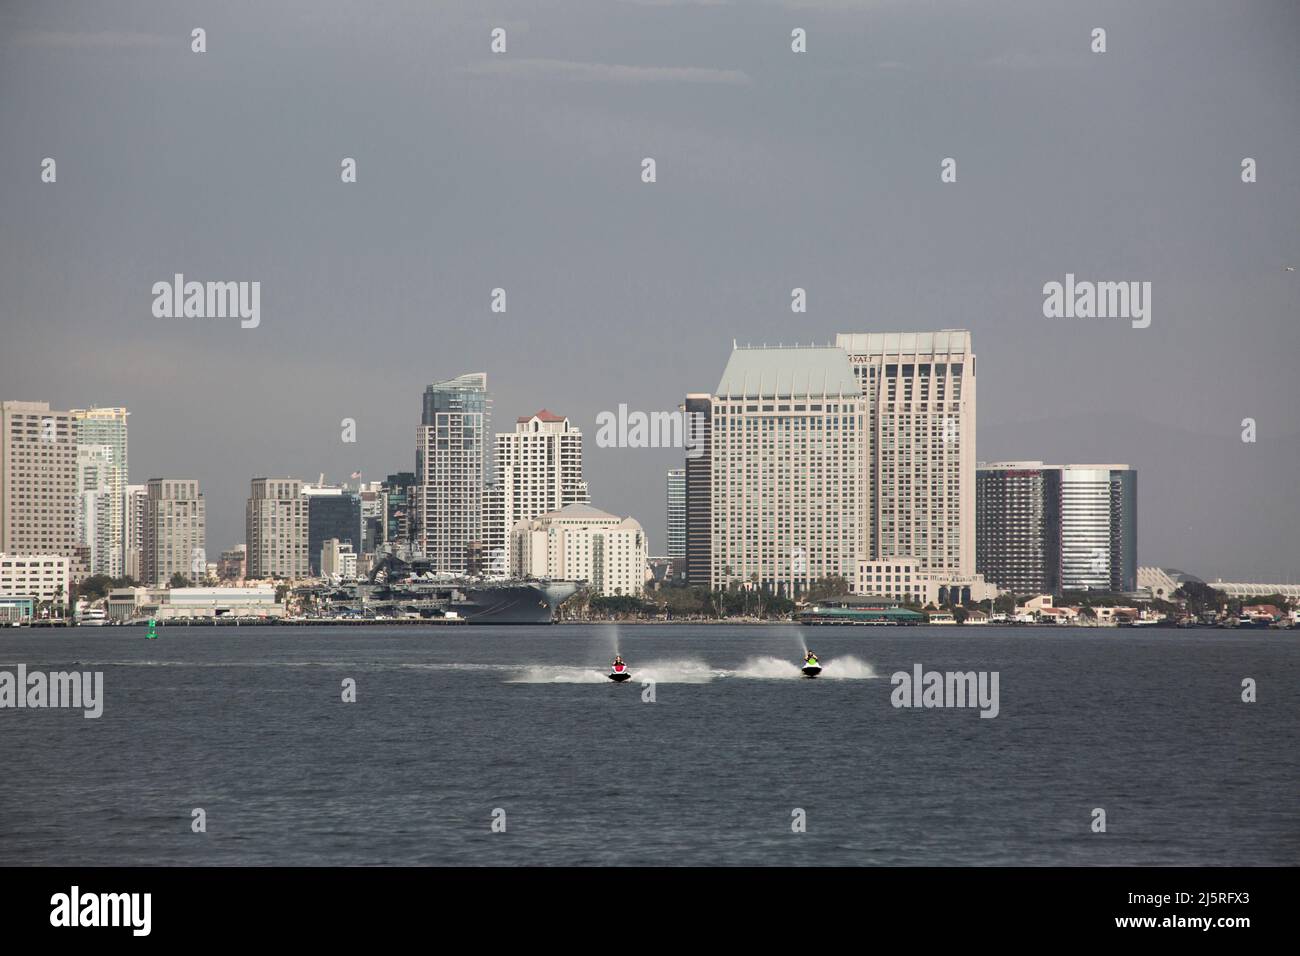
[71,406,129,578]
[484,410,589,575]
[1058,464,1137,592]
[75,444,116,576]
[707,346,868,594]
[836,330,977,577]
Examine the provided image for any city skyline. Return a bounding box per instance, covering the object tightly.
[3,325,1296,586]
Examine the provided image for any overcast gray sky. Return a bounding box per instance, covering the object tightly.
[2,0,1297,582]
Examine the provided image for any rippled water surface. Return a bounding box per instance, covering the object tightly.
[2,624,1295,865]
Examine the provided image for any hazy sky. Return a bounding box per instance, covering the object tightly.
[2,0,1297,582]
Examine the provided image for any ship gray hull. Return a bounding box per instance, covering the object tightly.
[456,582,579,624]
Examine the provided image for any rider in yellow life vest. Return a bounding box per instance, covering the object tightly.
[804,651,818,666]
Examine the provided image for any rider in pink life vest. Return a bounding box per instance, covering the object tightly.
[612,655,626,671]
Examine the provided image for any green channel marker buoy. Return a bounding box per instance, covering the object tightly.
[146,618,157,640]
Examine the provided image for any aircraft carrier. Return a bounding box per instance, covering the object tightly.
[455,581,580,624]
[305,549,581,624]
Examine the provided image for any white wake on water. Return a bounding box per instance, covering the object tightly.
[725,654,878,679]
[60,655,878,681]
[819,655,878,679]
[729,656,803,679]
[506,665,610,684]
[629,658,716,684]
[506,658,718,684]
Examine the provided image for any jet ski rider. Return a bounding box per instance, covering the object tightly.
[804,651,818,666]
[613,655,626,670]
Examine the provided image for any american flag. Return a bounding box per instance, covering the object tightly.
[350,471,362,480]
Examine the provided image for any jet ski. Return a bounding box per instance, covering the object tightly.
[608,661,632,682]
[801,656,822,678]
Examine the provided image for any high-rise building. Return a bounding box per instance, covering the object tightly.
[484,410,589,575]
[706,346,867,594]
[71,407,128,578]
[0,401,80,560]
[1061,464,1137,592]
[303,484,362,575]
[75,444,116,576]
[682,394,712,587]
[512,503,648,597]
[142,478,206,587]
[836,331,977,577]
[976,462,1062,595]
[122,483,147,581]
[666,467,685,564]
[1058,466,1112,591]
[246,477,309,579]
[977,462,1136,594]
[415,373,490,575]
